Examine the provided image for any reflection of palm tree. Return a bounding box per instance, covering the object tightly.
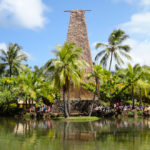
[95,29,131,71]
[63,122,70,150]
[88,121,98,150]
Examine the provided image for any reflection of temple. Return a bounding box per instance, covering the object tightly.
[61,10,94,100]
[3,118,150,150]
[61,132,96,141]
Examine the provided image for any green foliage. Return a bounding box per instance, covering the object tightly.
[126,100,132,104]
[9,103,17,109]
[128,112,134,117]
[137,111,143,116]
[45,42,87,89]
[24,113,32,120]
[17,68,54,103]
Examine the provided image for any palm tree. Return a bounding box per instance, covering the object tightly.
[88,64,103,100]
[95,29,132,71]
[0,43,28,77]
[137,65,150,105]
[45,42,86,118]
[117,64,143,109]
[87,64,103,116]
[18,68,53,108]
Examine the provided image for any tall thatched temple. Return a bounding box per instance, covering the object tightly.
[64,9,94,100]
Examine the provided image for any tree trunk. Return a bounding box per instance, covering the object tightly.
[63,86,69,118]
[109,52,113,71]
[26,98,27,109]
[96,78,100,102]
[89,92,96,117]
[67,89,70,115]
[29,99,31,108]
[139,88,142,105]
[9,65,12,77]
[132,86,134,109]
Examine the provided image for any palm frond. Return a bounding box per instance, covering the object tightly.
[100,53,109,68]
[114,52,124,66]
[119,50,132,60]
[95,43,107,49]
[95,50,106,61]
[118,45,131,52]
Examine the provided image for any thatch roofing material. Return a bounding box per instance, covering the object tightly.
[67,10,93,74]
[65,10,94,100]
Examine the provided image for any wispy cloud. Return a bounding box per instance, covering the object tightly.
[120,12,150,35]
[123,39,150,66]
[0,0,49,30]
[112,0,150,66]
[0,42,7,50]
[112,0,150,6]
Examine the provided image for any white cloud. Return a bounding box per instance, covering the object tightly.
[0,0,48,29]
[124,39,150,66]
[120,12,150,35]
[140,0,150,6]
[0,43,7,50]
[117,0,150,67]
[112,0,136,4]
[112,0,150,7]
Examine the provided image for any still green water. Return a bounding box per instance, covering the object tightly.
[0,118,150,150]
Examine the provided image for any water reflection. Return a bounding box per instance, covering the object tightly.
[0,118,150,150]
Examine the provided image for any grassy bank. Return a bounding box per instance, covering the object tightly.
[55,116,100,122]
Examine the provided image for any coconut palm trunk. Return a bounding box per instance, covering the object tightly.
[139,88,142,105]
[109,52,113,71]
[9,65,12,77]
[26,98,27,109]
[67,89,70,115]
[89,92,96,117]
[96,77,100,101]
[132,86,134,109]
[63,85,69,118]
[89,77,100,116]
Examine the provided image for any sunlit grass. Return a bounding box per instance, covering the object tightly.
[54,116,100,122]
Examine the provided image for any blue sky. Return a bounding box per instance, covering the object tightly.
[0,0,150,69]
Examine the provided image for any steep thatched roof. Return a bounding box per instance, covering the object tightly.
[67,10,93,75]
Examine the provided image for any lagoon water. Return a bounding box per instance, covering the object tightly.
[0,118,150,150]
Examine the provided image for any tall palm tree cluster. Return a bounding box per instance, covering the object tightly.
[0,29,150,117]
[44,43,87,117]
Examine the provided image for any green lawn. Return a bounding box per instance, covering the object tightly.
[54,116,100,122]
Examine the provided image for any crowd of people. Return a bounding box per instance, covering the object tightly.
[94,102,147,113]
[29,105,51,113]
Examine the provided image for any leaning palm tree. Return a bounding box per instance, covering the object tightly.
[0,43,28,77]
[95,29,132,71]
[45,42,86,118]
